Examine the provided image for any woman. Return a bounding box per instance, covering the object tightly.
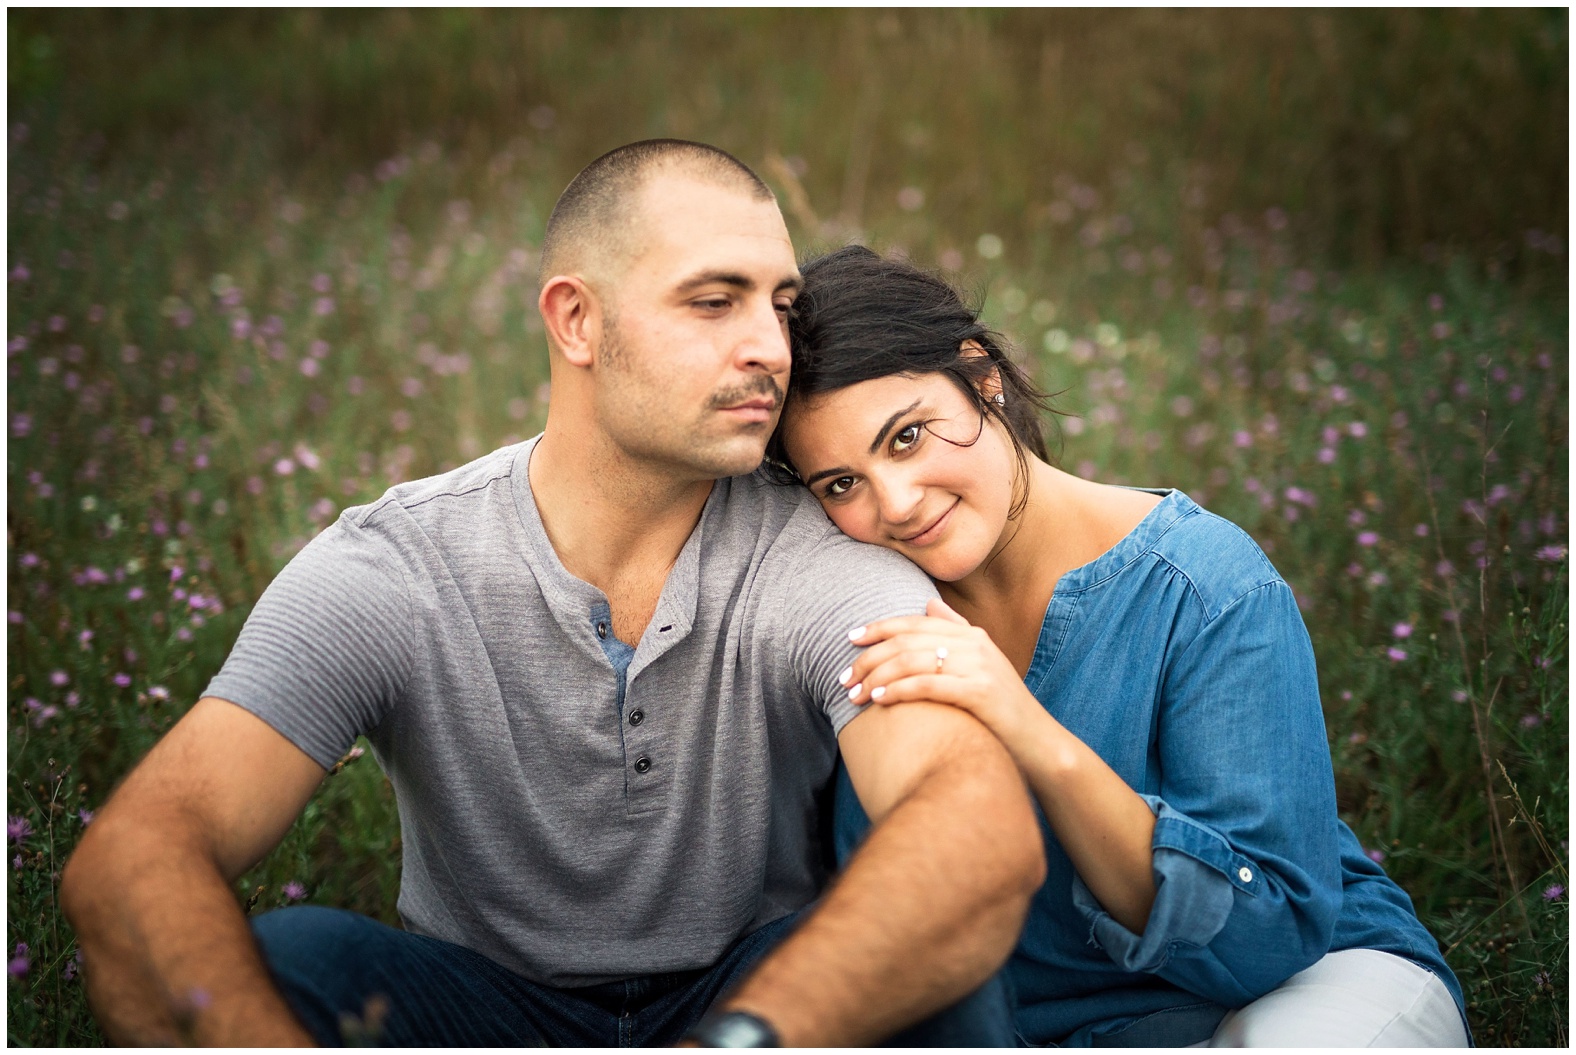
[769,246,1469,1047]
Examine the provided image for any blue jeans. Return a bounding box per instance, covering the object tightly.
[252,904,1013,1046]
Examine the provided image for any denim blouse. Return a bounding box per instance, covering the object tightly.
[834,489,1467,1047]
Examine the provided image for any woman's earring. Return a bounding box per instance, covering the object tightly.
[992,392,1006,406]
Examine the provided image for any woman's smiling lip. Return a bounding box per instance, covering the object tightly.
[900,498,960,546]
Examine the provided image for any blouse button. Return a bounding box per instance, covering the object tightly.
[1238,866,1254,883]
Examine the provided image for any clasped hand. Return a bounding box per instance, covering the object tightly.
[842,598,1036,744]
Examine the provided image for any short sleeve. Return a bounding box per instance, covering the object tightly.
[776,527,939,734]
[202,517,416,768]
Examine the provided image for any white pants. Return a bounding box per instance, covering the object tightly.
[1196,948,1469,1047]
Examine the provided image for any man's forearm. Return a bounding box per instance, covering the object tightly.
[719,745,1044,1045]
[62,815,312,1046]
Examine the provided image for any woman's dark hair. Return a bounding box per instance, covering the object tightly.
[767,244,1059,518]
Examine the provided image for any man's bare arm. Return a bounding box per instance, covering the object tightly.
[60,698,327,1046]
[717,701,1046,1046]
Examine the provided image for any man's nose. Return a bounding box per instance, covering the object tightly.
[735,297,791,376]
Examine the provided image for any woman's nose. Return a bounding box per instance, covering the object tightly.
[872,471,925,529]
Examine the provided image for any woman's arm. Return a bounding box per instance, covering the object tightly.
[846,598,1161,933]
[850,583,1344,1005]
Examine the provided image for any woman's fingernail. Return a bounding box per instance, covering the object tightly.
[847,683,862,700]
[870,686,886,701]
[838,666,853,686]
[848,626,866,642]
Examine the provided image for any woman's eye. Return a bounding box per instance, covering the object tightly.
[892,424,922,453]
[825,476,854,497]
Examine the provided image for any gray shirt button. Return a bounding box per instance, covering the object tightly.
[634,756,652,774]
[629,709,644,726]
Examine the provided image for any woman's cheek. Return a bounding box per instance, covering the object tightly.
[827,501,884,547]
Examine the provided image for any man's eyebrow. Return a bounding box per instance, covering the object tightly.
[673,270,803,296]
[868,399,924,455]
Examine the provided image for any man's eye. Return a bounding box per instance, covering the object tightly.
[892,424,922,453]
[825,476,854,497]
[696,297,731,311]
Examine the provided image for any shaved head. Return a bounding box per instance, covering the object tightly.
[539,140,775,288]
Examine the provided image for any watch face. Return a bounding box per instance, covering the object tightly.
[692,1010,780,1048]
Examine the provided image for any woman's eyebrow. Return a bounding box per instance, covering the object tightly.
[868,399,924,454]
[802,465,850,488]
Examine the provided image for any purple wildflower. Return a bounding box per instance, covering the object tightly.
[112,673,132,688]
[1520,713,1544,729]
[1392,623,1413,639]
[78,809,94,826]
[1386,647,1408,662]
[1535,544,1566,562]
[50,670,68,686]
[1544,883,1564,902]
[1357,531,1379,547]
[283,881,307,901]
[1366,848,1386,864]
[9,944,29,978]
[127,586,144,602]
[7,817,32,843]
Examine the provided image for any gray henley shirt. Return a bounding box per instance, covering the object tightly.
[203,436,938,986]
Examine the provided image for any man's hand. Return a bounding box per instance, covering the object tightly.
[61,698,326,1045]
[716,700,1045,1045]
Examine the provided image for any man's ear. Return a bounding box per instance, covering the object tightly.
[960,339,1003,402]
[539,275,603,368]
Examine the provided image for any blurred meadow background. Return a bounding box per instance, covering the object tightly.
[6,9,1567,1045]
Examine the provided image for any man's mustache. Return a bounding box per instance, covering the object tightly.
[708,376,784,412]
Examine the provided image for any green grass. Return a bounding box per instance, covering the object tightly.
[6,10,1567,1046]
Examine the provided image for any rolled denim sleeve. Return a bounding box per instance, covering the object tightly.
[1072,581,1342,1007]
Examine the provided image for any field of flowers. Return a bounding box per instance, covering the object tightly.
[7,10,1567,1046]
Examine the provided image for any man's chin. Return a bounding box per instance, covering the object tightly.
[684,437,770,480]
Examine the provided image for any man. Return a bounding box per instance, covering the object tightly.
[62,140,1044,1047]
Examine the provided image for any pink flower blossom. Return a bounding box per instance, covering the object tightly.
[1366,848,1386,864]
[1392,623,1413,639]
[1386,647,1407,662]
[283,881,307,901]
[1357,531,1379,547]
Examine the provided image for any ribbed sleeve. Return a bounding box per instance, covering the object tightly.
[779,526,939,734]
[202,517,416,768]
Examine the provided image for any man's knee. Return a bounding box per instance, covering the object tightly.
[251,906,395,1044]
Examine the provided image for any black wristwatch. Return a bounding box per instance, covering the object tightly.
[685,1009,781,1047]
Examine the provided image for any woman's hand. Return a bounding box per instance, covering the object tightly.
[842,597,1042,748]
